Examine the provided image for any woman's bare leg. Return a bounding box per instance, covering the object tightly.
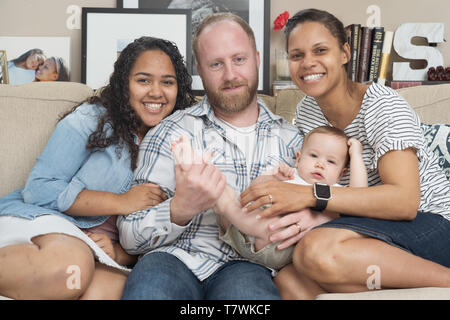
[0,233,95,299]
[293,228,450,292]
[274,263,326,300]
[79,262,127,300]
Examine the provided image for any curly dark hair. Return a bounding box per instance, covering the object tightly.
[64,36,196,170]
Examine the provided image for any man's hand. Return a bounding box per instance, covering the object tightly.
[171,160,226,225]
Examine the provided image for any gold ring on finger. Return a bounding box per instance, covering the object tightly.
[267,194,273,205]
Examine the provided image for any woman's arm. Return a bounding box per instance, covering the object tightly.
[240,148,421,221]
[65,183,167,216]
[332,148,420,220]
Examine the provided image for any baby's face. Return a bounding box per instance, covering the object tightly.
[296,133,347,185]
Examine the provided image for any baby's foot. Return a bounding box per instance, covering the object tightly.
[171,134,199,171]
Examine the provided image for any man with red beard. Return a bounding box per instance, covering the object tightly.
[118,13,303,300]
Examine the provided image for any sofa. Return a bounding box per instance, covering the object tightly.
[0,81,449,300]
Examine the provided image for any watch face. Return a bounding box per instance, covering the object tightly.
[315,183,331,199]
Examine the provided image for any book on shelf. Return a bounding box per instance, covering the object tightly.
[357,26,373,83]
[368,27,385,82]
[345,24,362,82]
[387,80,450,89]
[376,31,394,86]
[346,23,396,85]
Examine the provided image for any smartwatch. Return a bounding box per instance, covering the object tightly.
[312,182,331,212]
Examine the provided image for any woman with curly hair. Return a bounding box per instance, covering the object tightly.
[0,36,196,299]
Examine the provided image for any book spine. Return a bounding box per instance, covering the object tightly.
[389,80,450,89]
[368,27,385,82]
[349,24,361,82]
[357,27,373,82]
[388,81,423,89]
[345,25,353,77]
[377,31,394,86]
[355,25,362,82]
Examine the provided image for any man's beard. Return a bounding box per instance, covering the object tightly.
[204,74,258,114]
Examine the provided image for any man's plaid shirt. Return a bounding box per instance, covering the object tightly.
[118,97,303,280]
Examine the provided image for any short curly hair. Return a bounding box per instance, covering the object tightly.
[67,36,196,170]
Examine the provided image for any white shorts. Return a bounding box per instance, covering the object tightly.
[0,214,130,273]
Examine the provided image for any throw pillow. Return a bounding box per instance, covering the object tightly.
[420,123,450,181]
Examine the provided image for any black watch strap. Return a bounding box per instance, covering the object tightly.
[312,182,331,212]
[312,198,328,212]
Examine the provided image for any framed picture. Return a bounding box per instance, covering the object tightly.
[0,37,71,85]
[0,50,8,84]
[118,0,270,94]
[82,7,191,90]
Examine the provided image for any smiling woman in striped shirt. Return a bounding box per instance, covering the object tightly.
[240,8,450,299]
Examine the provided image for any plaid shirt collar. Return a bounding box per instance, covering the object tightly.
[185,96,283,129]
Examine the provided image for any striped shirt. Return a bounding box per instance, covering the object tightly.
[118,97,303,280]
[296,82,450,220]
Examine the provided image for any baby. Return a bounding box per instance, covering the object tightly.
[171,125,367,269]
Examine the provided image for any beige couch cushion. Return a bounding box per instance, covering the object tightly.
[316,287,450,300]
[275,88,306,124]
[398,84,450,124]
[0,82,94,197]
[258,94,276,114]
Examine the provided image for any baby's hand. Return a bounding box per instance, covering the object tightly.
[348,138,363,158]
[87,232,115,260]
[277,162,295,179]
[268,162,295,181]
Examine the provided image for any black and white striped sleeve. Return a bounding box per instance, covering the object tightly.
[363,86,426,170]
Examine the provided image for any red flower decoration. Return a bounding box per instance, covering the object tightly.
[274,11,290,31]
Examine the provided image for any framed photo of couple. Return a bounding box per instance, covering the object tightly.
[117,0,271,94]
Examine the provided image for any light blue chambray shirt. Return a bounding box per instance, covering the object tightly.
[0,103,133,228]
[118,97,303,280]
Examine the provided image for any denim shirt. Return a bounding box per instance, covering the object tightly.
[0,102,133,228]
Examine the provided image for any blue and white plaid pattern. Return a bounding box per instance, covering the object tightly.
[118,97,303,280]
